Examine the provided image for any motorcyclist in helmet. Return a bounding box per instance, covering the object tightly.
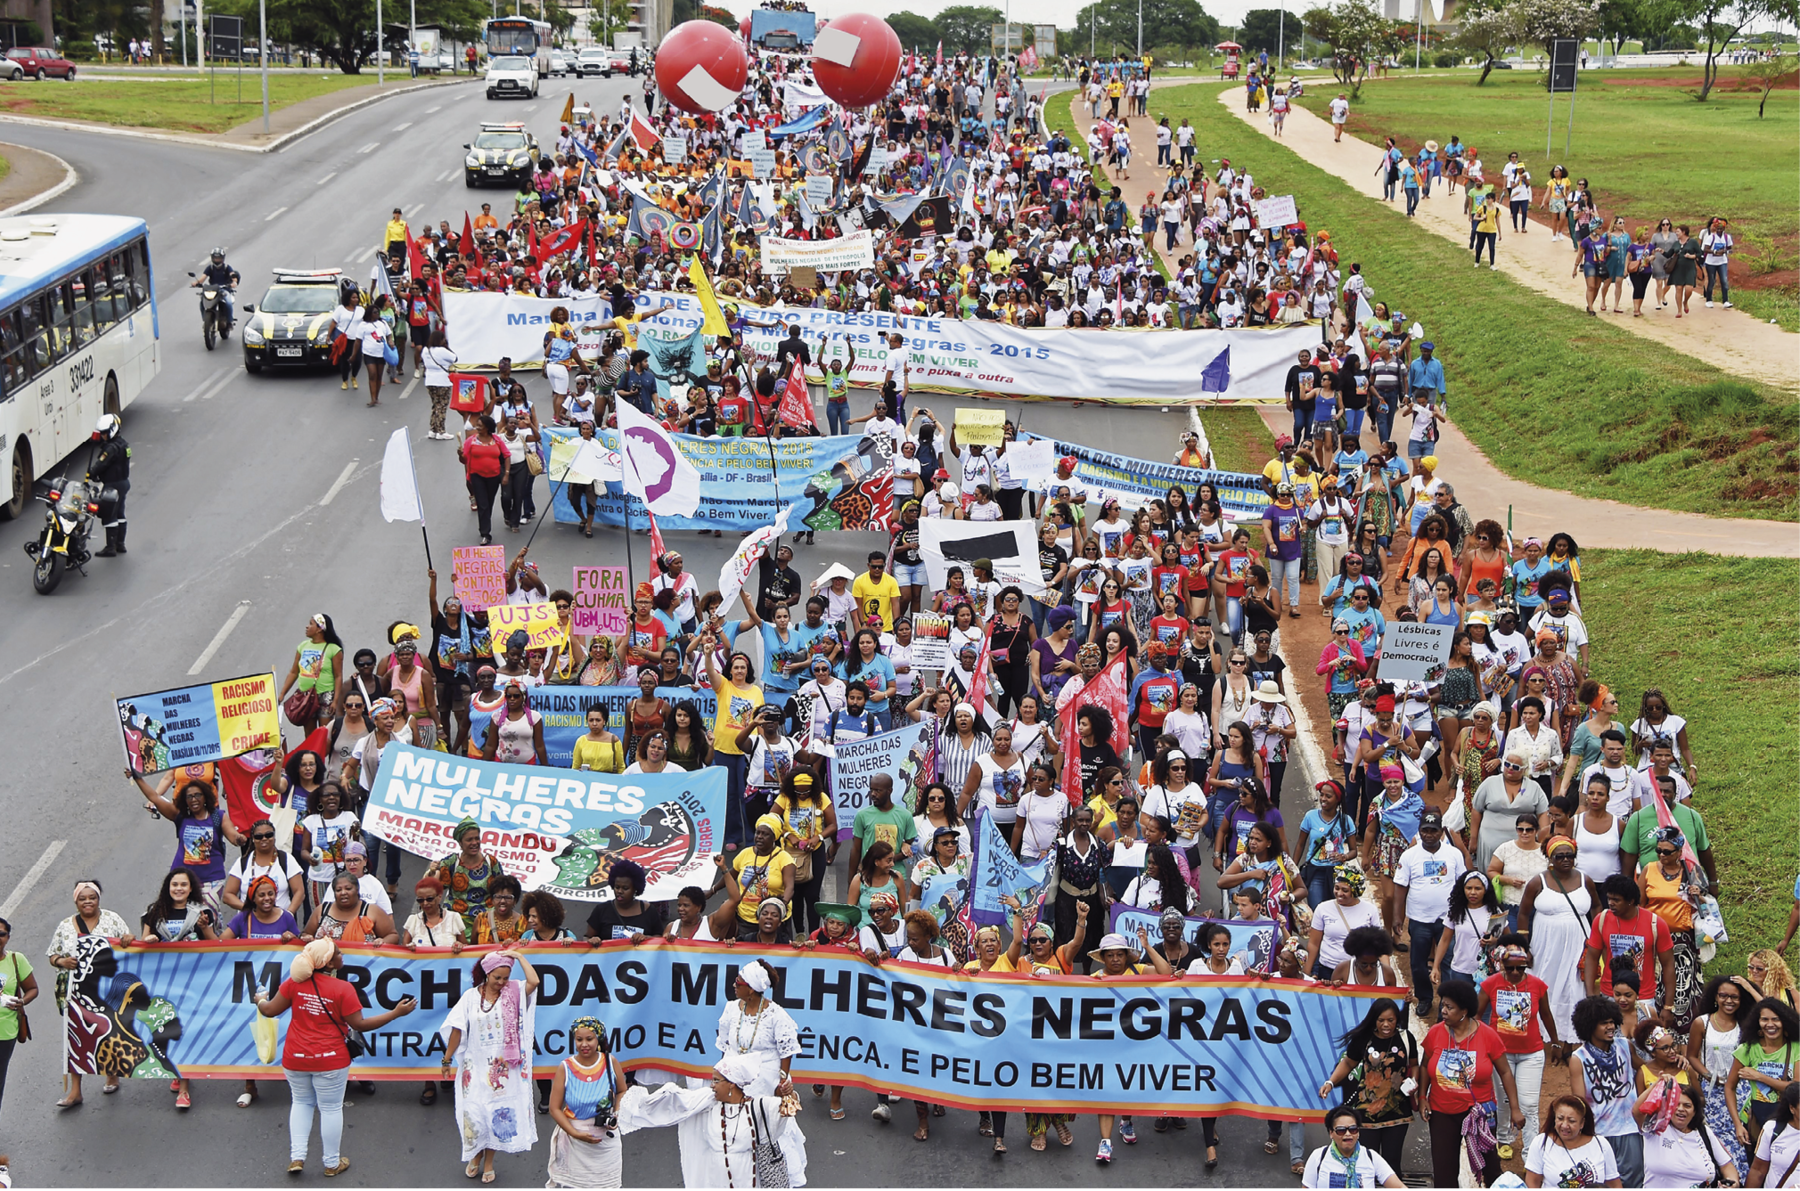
[191,248,240,334]
[87,414,131,557]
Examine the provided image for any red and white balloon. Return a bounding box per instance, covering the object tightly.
[809,12,901,109]
[654,20,748,114]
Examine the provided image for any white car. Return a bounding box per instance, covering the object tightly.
[485,54,538,99]
[547,49,570,76]
[576,47,610,77]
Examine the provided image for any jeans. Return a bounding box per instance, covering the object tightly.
[286,1066,349,1165]
[1704,262,1730,301]
[1302,863,1337,911]
[1496,1049,1544,1153]
[1510,199,1529,230]
[1605,1130,1644,1187]
[1267,1118,1306,1163]
[1405,186,1420,216]
[719,752,749,849]
[364,832,404,885]
[1474,231,1497,265]
[1269,556,1301,609]
[1406,918,1446,1013]
[1343,407,1365,437]
[826,399,848,436]
[1291,401,1314,442]
[1224,595,1244,641]
[1164,221,1179,251]
[1383,173,1398,201]
[1157,143,1170,165]
[469,472,502,540]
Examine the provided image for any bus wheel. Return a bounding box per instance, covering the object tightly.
[2,438,31,521]
[104,374,120,418]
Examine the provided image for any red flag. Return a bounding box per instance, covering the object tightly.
[630,110,661,149]
[536,217,588,264]
[1056,653,1131,804]
[406,230,426,278]
[647,510,668,563]
[460,212,475,257]
[778,361,813,428]
[968,618,995,717]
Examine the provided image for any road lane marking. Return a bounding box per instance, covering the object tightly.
[0,840,65,919]
[265,205,288,221]
[320,459,359,505]
[317,171,337,186]
[178,365,234,403]
[523,104,538,112]
[403,202,425,218]
[426,105,442,113]
[398,377,419,401]
[394,121,413,131]
[188,600,253,675]
[354,245,377,262]
[197,367,240,400]
[358,141,380,153]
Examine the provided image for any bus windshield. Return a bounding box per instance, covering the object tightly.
[487,24,539,55]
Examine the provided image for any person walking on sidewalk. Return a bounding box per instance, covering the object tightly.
[1330,93,1349,142]
[1473,192,1503,271]
[1699,216,1734,309]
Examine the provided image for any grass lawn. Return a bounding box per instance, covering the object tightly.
[0,154,12,182]
[1201,406,1278,475]
[1294,67,1800,330]
[0,73,376,133]
[1050,82,1800,521]
[1577,549,1800,971]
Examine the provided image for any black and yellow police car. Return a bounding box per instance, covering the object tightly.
[464,122,540,188]
[240,268,344,373]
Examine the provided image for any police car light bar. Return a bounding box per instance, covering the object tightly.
[271,268,344,280]
[480,122,527,131]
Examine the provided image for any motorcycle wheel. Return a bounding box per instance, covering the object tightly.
[32,549,62,594]
[204,313,216,351]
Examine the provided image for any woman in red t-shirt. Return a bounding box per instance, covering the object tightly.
[1479,938,1557,1161]
[1422,977,1526,1188]
[1151,542,1192,616]
[1147,591,1192,650]
[459,415,508,546]
[255,938,416,1176]
[1211,526,1256,642]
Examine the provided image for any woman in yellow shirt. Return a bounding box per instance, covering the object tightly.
[728,814,795,937]
[569,704,625,773]
[770,772,837,936]
[706,638,766,843]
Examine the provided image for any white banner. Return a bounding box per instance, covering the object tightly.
[918,519,1046,599]
[759,230,877,275]
[442,292,615,369]
[1254,194,1298,227]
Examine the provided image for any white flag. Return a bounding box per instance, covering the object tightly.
[615,399,700,517]
[567,435,622,484]
[718,501,804,611]
[379,426,423,524]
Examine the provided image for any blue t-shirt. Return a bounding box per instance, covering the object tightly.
[836,653,896,703]
[743,621,831,693]
[1299,808,1358,868]
[1335,448,1369,473]
[1510,558,1554,610]
[1340,606,1386,656]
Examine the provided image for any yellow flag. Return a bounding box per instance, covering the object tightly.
[688,256,729,337]
[559,92,574,124]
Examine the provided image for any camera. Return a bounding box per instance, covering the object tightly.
[598,1110,619,1132]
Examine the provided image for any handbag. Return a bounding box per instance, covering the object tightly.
[1399,749,1426,787]
[311,976,371,1059]
[382,339,400,368]
[283,687,319,729]
[750,1096,791,1187]
[525,446,545,476]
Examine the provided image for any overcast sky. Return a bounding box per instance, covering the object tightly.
[708,0,1295,39]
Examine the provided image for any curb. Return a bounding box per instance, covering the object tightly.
[0,141,77,216]
[0,75,478,155]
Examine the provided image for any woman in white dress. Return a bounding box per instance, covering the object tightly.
[1517,836,1599,1045]
[617,1053,802,1188]
[709,959,808,1186]
[439,950,540,1182]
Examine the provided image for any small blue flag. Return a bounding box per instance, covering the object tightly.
[1200,346,1231,393]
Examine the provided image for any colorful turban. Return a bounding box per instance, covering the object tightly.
[1335,866,1367,897]
[1077,642,1104,667]
[869,891,901,915]
[454,818,483,843]
[1545,835,1578,859]
[570,1016,606,1041]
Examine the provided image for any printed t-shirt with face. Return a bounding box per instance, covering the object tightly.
[709,679,765,756]
[1423,1020,1505,1113]
[743,733,795,795]
[1584,908,1670,1002]
[852,804,918,857]
[1480,971,1550,1053]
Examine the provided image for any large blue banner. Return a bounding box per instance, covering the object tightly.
[69,940,1382,1118]
[543,426,895,533]
[504,684,718,769]
[359,743,724,902]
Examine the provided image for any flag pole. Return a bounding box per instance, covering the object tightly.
[408,430,433,571]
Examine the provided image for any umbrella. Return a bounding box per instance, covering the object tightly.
[1215,41,1242,50]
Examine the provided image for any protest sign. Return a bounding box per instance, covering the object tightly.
[747,147,777,179]
[489,685,717,767]
[824,721,934,840]
[441,292,616,369]
[117,673,279,774]
[1021,431,1270,520]
[787,265,819,291]
[760,229,877,274]
[908,611,953,670]
[1377,620,1456,683]
[1108,906,1282,972]
[965,808,1054,927]
[740,130,766,153]
[359,743,723,901]
[954,407,1006,447]
[663,133,687,163]
[545,427,893,534]
[452,545,507,610]
[917,519,1046,598]
[804,173,834,206]
[70,938,1384,1120]
[485,601,561,652]
[1253,195,1299,227]
[572,566,629,634]
[1004,438,1057,484]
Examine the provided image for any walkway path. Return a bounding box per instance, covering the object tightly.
[1063,87,1799,559]
[1213,87,1798,388]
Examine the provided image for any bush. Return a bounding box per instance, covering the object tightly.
[1433,50,1456,66]
[63,39,99,61]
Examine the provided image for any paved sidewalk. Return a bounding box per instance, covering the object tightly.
[1213,87,1799,389]
[1065,87,1799,559]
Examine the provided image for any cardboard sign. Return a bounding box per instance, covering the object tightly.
[805,172,834,206]
[1004,437,1056,483]
[1377,620,1456,683]
[909,611,953,670]
[663,134,688,163]
[572,565,629,635]
[747,148,777,179]
[954,407,1006,447]
[452,545,506,611]
[788,265,819,290]
[486,601,562,652]
[740,130,767,153]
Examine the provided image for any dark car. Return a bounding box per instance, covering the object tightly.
[4,47,74,81]
[241,269,345,373]
[463,122,539,188]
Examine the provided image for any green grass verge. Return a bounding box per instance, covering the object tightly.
[0,73,376,133]
[1578,549,1800,972]
[0,154,12,183]
[1201,406,1278,475]
[1051,82,1800,522]
[1295,68,1800,331]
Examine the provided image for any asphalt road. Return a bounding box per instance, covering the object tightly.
[0,75,1417,1186]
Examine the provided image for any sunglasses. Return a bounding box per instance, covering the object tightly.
[251,832,277,841]
[1655,848,1676,857]
[1518,824,1537,832]
[1229,658,1246,665]
[1502,761,1524,770]
[1331,1125,1360,1135]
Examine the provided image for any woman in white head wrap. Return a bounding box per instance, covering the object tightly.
[683,958,808,1183]
[439,949,542,1181]
[254,938,417,1176]
[48,879,132,1106]
[615,1052,804,1188]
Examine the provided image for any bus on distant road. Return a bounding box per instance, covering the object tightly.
[0,214,158,520]
[484,17,552,76]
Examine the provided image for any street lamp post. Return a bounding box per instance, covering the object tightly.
[259,0,269,132]
[1136,0,1143,57]
[376,0,385,82]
